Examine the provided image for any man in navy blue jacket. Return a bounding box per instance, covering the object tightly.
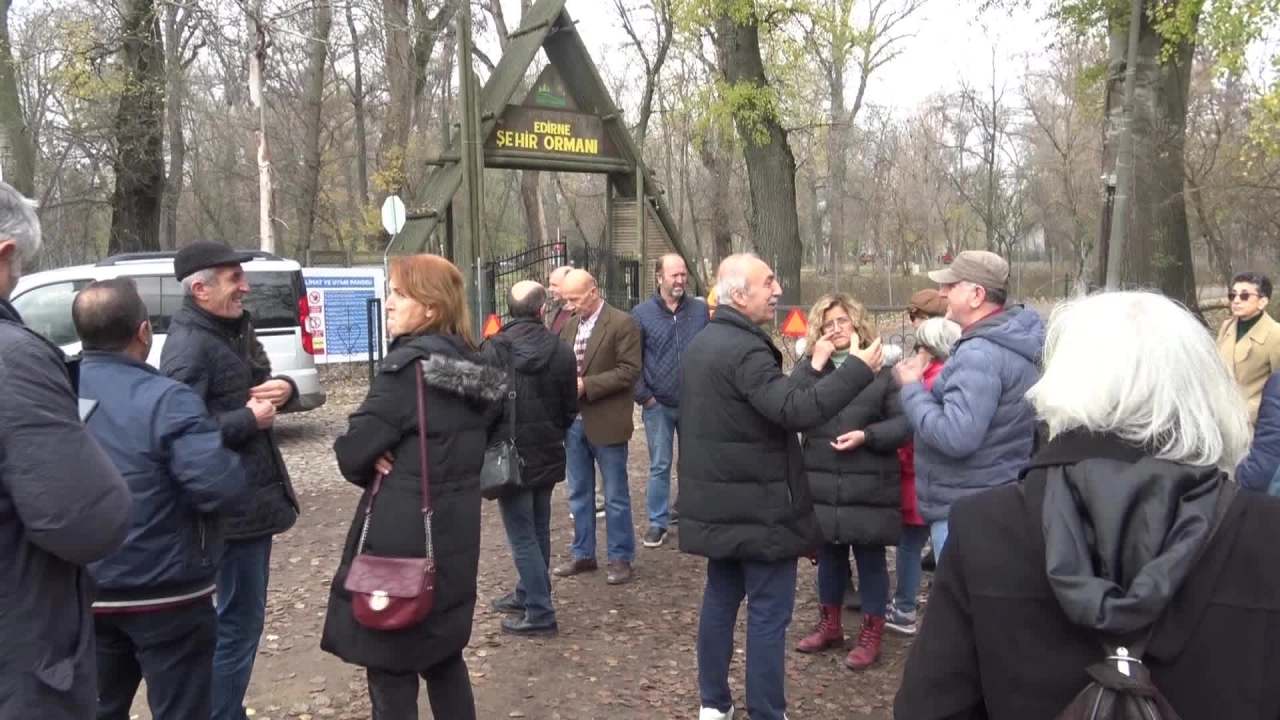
[632,254,709,548]
[74,278,246,720]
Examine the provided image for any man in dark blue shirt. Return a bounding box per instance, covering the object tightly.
[631,254,709,548]
[76,278,246,720]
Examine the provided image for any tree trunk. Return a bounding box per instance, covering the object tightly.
[0,0,34,197]
[712,13,803,304]
[1102,6,1199,312]
[297,0,332,257]
[247,0,272,253]
[827,64,845,283]
[346,0,368,207]
[109,0,165,254]
[159,2,191,250]
[697,128,733,267]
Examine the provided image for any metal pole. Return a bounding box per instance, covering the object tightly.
[1104,0,1145,289]
[458,1,484,338]
[637,168,646,300]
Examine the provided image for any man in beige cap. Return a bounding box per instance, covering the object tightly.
[893,250,1045,561]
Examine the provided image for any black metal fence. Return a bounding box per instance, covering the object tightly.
[483,242,641,319]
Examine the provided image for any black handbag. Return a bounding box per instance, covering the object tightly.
[480,351,523,500]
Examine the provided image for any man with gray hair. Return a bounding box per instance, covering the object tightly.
[893,250,1045,561]
[678,253,883,720]
[160,240,300,720]
[0,180,133,718]
[545,264,574,334]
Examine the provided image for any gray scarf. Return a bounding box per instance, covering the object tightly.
[1043,457,1225,634]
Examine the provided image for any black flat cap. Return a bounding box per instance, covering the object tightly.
[174,241,255,281]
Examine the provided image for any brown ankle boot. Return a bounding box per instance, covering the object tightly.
[795,604,844,653]
[844,614,885,670]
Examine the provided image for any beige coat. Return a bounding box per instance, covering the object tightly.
[1218,311,1280,423]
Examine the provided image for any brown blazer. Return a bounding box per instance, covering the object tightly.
[560,303,642,446]
[1218,311,1280,423]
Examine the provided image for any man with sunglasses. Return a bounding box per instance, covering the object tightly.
[892,250,1045,561]
[1218,271,1280,424]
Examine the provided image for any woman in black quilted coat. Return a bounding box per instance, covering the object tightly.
[790,293,911,671]
[321,254,504,720]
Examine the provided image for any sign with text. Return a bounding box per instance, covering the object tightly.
[485,105,620,160]
[302,267,386,365]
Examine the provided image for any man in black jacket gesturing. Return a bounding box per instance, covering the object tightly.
[482,280,578,636]
[678,254,883,720]
[160,241,300,720]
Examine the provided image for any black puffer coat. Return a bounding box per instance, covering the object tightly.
[160,297,298,541]
[321,333,504,673]
[791,360,911,546]
[676,306,878,563]
[480,318,578,492]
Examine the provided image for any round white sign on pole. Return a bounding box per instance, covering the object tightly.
[381,195,407,235]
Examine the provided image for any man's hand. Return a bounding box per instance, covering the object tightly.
[894,355,924,388]
[247,397,277,429]
[831,430,866,452]
[250,379,292,408]
[643,397,658,409]
[810,331,837,371]
[374,451,394,476]
[577,377,586,397]
[853,337,884,373]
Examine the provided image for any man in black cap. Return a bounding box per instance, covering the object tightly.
[160,241,300,720]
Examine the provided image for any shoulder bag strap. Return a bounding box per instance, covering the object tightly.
[415,361,435,568]
[506,349,517,442]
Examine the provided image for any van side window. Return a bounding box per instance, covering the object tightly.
[11,280,92,345]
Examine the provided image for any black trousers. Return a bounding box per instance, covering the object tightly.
[94,597,218,720]
[366,652,477,720]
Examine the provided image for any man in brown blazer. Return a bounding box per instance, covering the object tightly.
[554,269,642,585]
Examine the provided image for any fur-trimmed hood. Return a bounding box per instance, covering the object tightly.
[419,353,507,405]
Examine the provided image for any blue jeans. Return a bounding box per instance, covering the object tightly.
[697,558,798,720]
[894,525,931,614]
[931,520,950,562]
[817,544,889,617]
[641,403,679,530]
[565,417,635,563]
[95,598,217,720]
[212,537,272,720]
[498,487,555,624]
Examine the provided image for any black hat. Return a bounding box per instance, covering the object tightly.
[174,241,255,282]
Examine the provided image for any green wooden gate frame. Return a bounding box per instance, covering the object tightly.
[390,0,703,295]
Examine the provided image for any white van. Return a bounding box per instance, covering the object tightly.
[11,250,326,412]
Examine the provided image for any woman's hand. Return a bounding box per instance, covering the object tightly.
[374,451,395,476]
[810,331,837,370]
[831,430,866,452]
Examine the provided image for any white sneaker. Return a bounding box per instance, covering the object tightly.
[698,706,734,720]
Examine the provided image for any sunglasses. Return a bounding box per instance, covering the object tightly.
[1229,290,1264,301]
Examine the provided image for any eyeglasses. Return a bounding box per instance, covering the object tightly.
[1229,290,1262,301]
[821,317,853,332]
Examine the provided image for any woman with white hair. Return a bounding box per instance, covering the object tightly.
[895,291,1280,719]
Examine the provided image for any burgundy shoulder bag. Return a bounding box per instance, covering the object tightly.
[343,360,436,630]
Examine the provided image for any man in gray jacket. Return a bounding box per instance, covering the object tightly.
[0,181,133,718]
[894,251,1044,561]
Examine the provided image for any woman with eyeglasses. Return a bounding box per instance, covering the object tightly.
[1218,271,1280,424]
[790,293,911,670]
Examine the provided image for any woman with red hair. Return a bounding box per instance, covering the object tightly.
[321,254,505,719]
